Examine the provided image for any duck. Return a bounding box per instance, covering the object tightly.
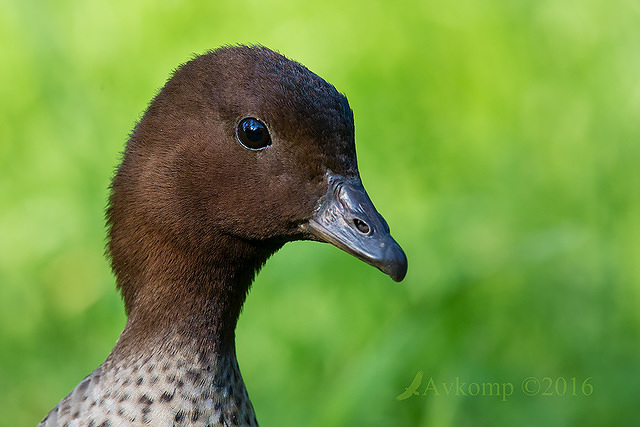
[39,45,407,426]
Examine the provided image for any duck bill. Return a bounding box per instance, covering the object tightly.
[305,175,407,282]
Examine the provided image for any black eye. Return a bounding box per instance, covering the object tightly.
[236,117,271,150]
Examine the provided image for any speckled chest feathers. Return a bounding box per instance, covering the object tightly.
[41,338,256,426]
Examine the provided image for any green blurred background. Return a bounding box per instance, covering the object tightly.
[1,0,639,425]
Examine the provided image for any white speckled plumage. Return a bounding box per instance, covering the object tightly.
[40,338,256,426]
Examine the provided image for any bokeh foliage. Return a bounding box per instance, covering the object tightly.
[1,0,639,425]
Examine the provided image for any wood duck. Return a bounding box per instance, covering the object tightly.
[40,45,407,426]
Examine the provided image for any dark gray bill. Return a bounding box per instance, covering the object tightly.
[305,175,407,282]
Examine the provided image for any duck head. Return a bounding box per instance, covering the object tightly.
[107,46,406,350]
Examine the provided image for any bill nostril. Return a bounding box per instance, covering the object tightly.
[353,218,371,235]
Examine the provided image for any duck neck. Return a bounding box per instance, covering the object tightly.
[111,234,282,360]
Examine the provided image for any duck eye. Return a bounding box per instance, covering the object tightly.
[237,117,271,150]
